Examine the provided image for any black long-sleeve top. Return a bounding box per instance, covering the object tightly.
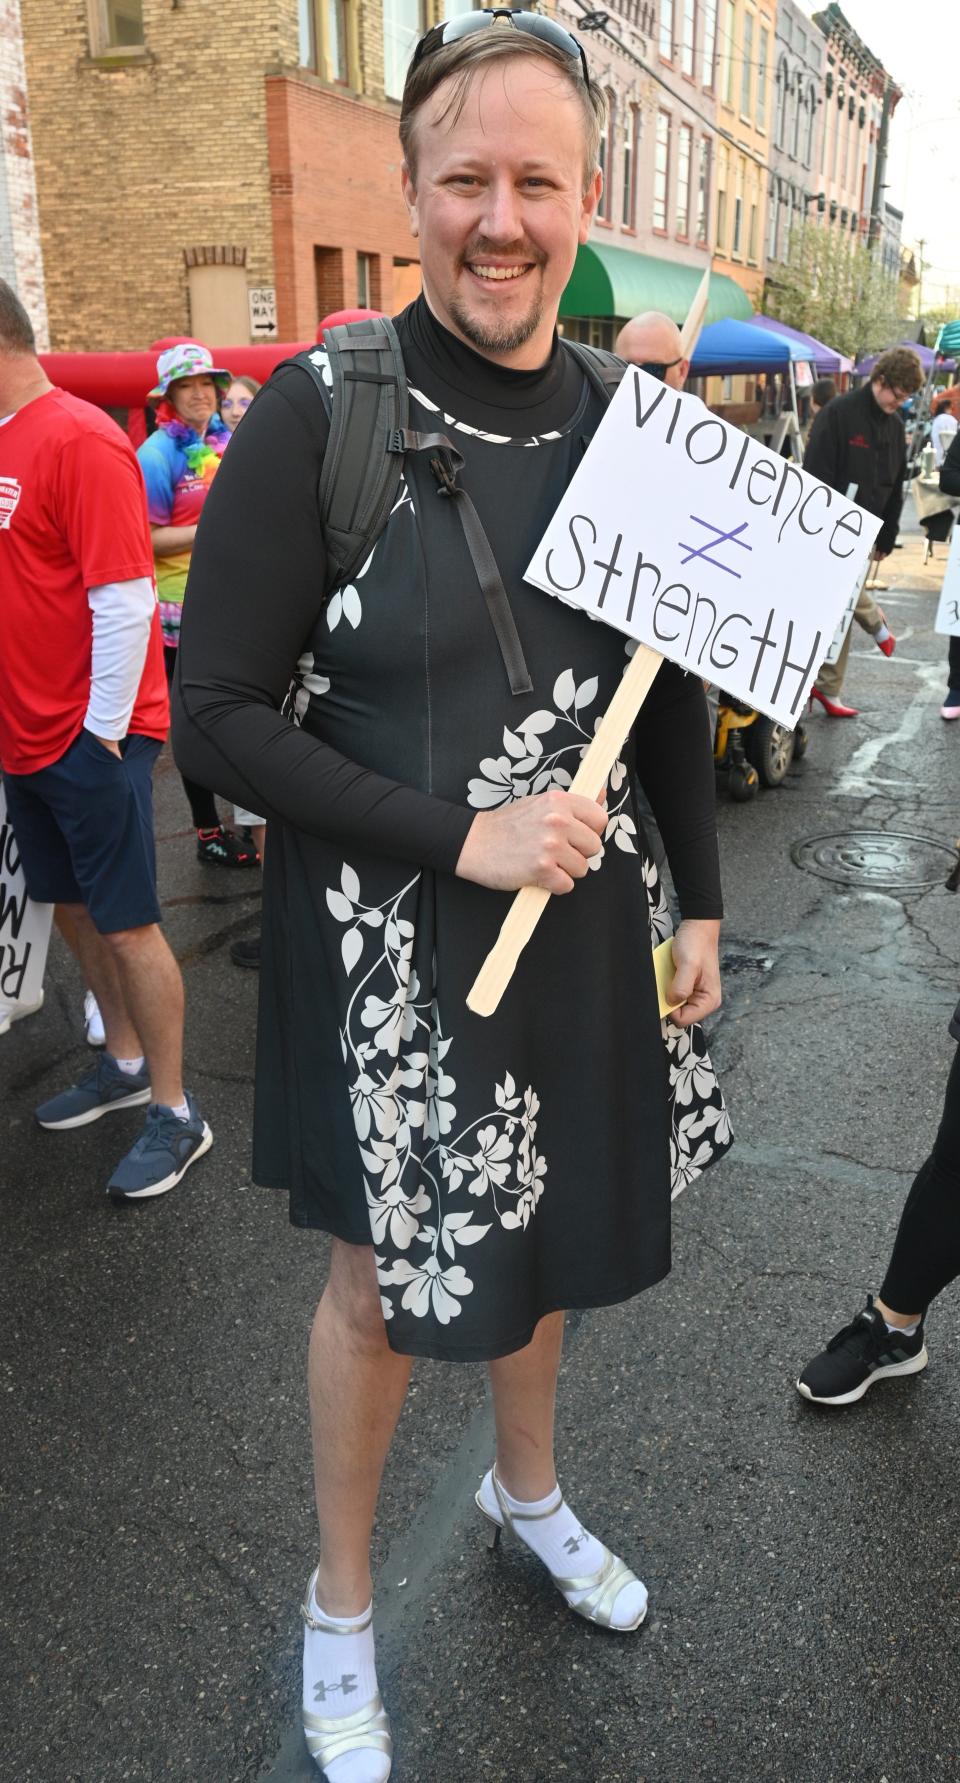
[173,299,722,918]
[804,382,907,554]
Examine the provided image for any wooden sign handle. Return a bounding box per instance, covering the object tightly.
[466,645,665,1017]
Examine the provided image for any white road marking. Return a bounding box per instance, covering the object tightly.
[830,661,943,798]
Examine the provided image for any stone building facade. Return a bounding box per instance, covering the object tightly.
[0,0,48,347]
[767,0,824,266]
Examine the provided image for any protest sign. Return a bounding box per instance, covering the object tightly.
[934,523,960,637]
[0,783,53,1016]
[679,267,710,357]
[467,368,880,1017]
[525,367,882,728]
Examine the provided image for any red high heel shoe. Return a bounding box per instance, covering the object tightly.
[809,686,859,718]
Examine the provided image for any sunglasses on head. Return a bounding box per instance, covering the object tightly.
[639,356,683,381]
[411,7,591,91]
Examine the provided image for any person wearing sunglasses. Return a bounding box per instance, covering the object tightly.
[174,14,728,1776]
[614,309,689,392]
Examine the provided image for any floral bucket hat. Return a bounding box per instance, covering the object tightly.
[147,341,232,404]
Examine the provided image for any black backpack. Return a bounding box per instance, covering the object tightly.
[295,316,626,696]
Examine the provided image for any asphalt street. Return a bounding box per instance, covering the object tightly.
[4,506,960,1783]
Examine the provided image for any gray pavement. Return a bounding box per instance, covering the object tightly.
[4,507,960,1782]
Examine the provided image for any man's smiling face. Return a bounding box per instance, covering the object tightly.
[401,55,600,369]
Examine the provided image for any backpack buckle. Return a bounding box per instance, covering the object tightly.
[429,453,460,497]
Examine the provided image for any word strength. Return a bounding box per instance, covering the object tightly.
[526,367,881,730]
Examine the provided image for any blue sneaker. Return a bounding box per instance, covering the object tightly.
[107,1093,213,1200]
[35,1052,151,1130]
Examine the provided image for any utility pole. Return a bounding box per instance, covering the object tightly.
[916,237,925,321]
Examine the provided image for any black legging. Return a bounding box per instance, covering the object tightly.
[163,645,219,830]
[948,636,960,690]
[879,1046,960,1314]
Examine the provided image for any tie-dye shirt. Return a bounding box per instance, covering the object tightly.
[137,415,229,646]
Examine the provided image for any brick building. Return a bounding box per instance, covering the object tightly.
[0,0,48,347]
[20,0,429,352]
[812,2,900,249]
[711,0,773,304]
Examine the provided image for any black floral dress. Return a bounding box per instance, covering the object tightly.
[176,302,733,1363]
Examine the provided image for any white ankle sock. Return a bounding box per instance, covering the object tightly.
[165,1099,191,1122]
[884,1317,920,1337]
[302,1577,387,1782]
[115,1055,145,1075]
[479,1470,647,1631]
[875,622,892,644]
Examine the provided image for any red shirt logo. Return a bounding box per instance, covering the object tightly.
[0,476,22,528]
[848,434,870,449]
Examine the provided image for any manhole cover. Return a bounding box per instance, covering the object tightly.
[791,831,956,890]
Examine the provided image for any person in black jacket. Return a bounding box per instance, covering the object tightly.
[805,347,924,717]
[938,430,960,719]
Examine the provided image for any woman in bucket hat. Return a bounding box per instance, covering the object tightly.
[138,343,258,867]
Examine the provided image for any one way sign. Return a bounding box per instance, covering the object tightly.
[248,286,278,339]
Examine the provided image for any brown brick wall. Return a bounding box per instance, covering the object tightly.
[20,0,285,350]
[265,74,419,338]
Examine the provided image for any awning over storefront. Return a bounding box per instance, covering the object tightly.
[560,243,753,325]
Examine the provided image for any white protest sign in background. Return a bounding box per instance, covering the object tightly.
[934,522,960,637]
[0,782,53,1017]
[525,368,882,728]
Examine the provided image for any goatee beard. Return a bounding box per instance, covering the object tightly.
[448,289,545,355]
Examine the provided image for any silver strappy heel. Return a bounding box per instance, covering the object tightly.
[301,1570,393,1779]
[475,1466,648,1633]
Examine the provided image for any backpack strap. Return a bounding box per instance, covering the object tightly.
[295,316,409,593]
[560,338,628,405]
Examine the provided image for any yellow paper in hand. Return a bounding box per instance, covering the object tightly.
[653,938,684,1018]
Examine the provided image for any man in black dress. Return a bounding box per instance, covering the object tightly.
[175,16,725,1777]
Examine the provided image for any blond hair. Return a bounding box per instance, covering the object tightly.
[399,29,606,192]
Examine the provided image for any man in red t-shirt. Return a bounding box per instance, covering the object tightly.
[0,279,212,1201]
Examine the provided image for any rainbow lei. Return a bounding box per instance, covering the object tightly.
[158,412,229,485]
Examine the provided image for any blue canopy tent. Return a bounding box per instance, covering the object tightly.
[689,319,815,462]
[689,317,813,376]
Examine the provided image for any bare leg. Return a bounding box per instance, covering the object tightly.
[874,1296,923,1327]
[489,1310,565,1501]
[60,903,139,1059]
[64,905,185,1106]
[309,1241,412,1616]
[250,824,266,860]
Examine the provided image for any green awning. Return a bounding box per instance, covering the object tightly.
[560,242,753,326]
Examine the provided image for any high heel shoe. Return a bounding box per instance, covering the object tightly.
[475,1466,648,1633]
[809,685,859,718]
[301,1572,392,1779]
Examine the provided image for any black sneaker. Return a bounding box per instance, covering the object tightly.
[196,826,259,868]
[229,935,261,969]
[796,1296,927,1406]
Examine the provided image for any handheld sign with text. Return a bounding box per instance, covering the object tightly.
[466,367,881,1018]
[934,522,960,637]
[526,369,882,726]
[0,783,53,1019]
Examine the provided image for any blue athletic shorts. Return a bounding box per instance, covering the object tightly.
[4,730,163,935]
